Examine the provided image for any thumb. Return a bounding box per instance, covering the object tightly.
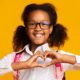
[35,51,45,61]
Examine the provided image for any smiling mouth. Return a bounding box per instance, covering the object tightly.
[33,33,44,39]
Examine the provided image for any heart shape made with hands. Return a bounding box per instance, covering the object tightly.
[36,51,58,65]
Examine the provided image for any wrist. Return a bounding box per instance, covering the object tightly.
[22,61,30,69]
[62,54,76,64]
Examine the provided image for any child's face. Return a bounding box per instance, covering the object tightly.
[26,10,53,45]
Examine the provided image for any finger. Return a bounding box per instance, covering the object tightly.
[44,50,49,59]
[27,54,38,63]
[36,51,45,60]
[44,51,55,59]
[46,51,62,60]
[30,51,44,62]
[35,62,46,68]
[43,59,58,67]
[43,61,53,67]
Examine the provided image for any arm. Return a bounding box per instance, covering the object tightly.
[44,50,80,69]
[60,50,80,70]
[0,51,45,75]
[60,54,76,64]
[12,51,45,70]
[0,52,15,75]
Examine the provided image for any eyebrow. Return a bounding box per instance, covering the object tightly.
[28,20,50,22]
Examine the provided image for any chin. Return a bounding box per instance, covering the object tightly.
[34,41,45,45]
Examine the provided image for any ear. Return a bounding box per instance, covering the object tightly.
[49,26,53,34]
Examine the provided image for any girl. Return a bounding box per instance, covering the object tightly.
[0,3,80,80]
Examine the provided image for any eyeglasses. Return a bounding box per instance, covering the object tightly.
[27,21,51,30]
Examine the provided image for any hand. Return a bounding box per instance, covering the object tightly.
[43,50,76,67]
[12,51,45,70]
[43,51,63,67]
[24,50,76,68]
[24,51,45,68]
[12,50,76,70]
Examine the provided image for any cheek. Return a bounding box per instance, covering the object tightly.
[26,29,33,38]
[44,31,51,39]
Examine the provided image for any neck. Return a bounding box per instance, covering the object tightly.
[29,43,46,53]
[29,43,39,53]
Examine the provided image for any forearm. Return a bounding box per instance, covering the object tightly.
[62,54,76,64]
[11,61,29,70]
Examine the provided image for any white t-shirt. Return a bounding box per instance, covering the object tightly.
[0,43,80,80]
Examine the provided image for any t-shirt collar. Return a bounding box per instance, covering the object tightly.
[24,43,50,55]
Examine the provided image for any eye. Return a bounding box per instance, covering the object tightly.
[41,22,50,26]
[41,23,47,25]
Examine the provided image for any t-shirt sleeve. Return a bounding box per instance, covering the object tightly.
[0,52,15,75]
[59,50,80,71]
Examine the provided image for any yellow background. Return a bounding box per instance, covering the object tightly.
[0,0,80,80]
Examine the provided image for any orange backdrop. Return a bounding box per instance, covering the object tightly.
[0,0,80,80]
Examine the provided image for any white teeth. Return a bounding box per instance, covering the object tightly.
[35,34,43,38]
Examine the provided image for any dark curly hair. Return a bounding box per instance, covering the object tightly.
[13,3,68,51]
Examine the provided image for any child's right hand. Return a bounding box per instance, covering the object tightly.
[24,51,45,69]
[12,51,45,70]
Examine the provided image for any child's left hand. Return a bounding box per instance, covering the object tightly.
[43,51,76,67]
[43,51,63,67]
